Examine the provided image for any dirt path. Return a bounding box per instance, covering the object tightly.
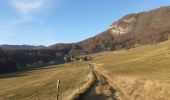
[76,71,117,100]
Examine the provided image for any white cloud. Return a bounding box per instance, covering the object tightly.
[11,0,50,20]
[11,0,62,19]
[11,0,46,17]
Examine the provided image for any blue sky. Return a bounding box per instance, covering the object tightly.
[0,0,170,46]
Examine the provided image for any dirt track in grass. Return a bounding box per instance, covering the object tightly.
[76,70,117,100]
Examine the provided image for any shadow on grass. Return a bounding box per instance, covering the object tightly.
[0,71,33,79]
[0,63,65,79]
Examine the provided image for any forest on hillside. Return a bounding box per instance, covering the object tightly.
[0,48,64,74]
[0,30,169,74]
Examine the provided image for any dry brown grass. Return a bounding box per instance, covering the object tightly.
[0,62,90,100]
[98,71,170,100]
[68,71,95,100]
[1,40,170,100]
[91,40,170,100]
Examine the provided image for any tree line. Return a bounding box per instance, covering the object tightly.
[0,48,64,74]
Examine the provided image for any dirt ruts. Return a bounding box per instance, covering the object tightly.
[76,71,117,100]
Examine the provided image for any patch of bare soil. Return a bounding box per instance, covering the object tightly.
[76,71,117,100]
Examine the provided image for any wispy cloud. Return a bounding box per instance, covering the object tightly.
[10,0,63,19]
[11,0,46,18]
[0,0,63,45]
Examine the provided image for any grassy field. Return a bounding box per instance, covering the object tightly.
[0,62,90,100]
[91,40,170,100]
[0,40,170,100]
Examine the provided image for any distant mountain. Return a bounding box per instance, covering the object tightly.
[1,6,170,74]
[0,45,46,49]
[49,6,170,55]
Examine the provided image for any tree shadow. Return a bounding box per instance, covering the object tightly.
[0,63,65,79]
[0,71,33,79]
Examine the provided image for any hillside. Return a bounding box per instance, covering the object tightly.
[1,6,170,74]
[0,38,170,100]
[91,39,170,100]
[49,6,170,55]
[0,48,64,74]
[0,62,90,100]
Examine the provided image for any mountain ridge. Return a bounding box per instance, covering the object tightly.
[0,45,46,49]
[48,6,170,55]
[3,6,170,55]
[1,6,170,74]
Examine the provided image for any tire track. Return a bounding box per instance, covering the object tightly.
[76,70,117,100]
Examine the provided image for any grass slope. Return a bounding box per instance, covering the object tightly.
[0,62,90,100]
[91,40,170,100]
[0,40,170,100]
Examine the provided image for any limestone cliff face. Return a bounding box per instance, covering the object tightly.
[49,6,170,55]
[110,6,170,35]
